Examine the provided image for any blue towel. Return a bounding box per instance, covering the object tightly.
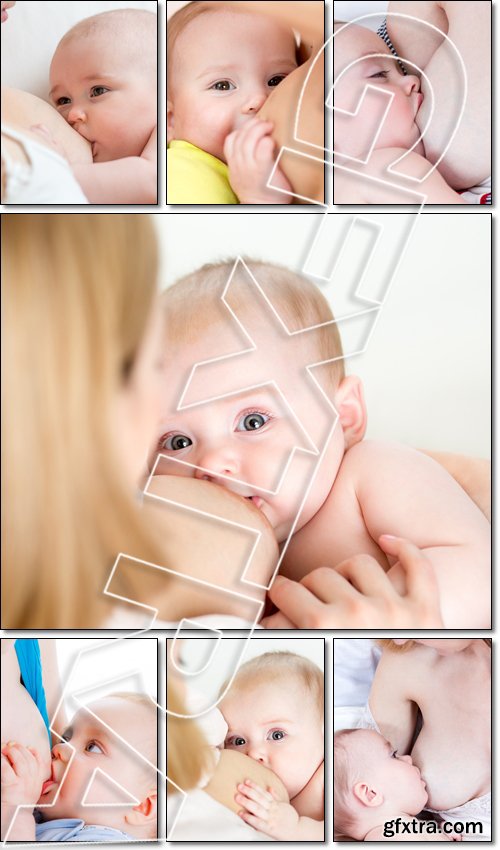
[15,639,51,743]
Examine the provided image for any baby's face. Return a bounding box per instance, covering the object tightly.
[352,731,428,814]
[168,10,297,161]
[334,24,424,158]
[221,677,323,799]
[50,37,156,161]
[38,698,155,827]
[153,320,345,542]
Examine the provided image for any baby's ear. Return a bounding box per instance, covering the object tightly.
[334,375,367,449]
[125,789,157,828]
[167,100,174,143]
[353,782,383,808]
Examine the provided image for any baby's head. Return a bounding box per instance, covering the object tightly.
[167,2,298,161]
[156,260,367,542]
[50,10,156,162]
[376,638,486,654]
[334,20,423,159]
[334,729,427,840]
[219,651,324,799]
[38,693,157,839]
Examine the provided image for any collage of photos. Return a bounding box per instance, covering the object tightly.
[0,0,494,847]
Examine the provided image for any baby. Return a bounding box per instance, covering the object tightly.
[334,728,456,841]
[219,651,324,840]
[48,9,157,204]
[155,260,490,629]
[167,2,297,204]
[334,1,491,206]
[1,693,157,842]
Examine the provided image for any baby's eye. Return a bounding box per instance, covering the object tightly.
[226,735,246,747]
[235,412,270,432]
[268,75,286,87]
[56,96,71,107]
[391,750,399,759]
[268,730,286,741]
[159,433,193,451]
[85,741,104,754]
[90,86,110,97]
[370,70,389,79]
[210,80,235,91]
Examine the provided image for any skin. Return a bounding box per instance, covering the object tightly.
[168,9,296,203]
[220,677,324,839]
[334,24,425,159]
[36,698,157,836]
[202,1,325,204]
[333,23,466,203]
[387,1,491,190]
[369,639,491,811]
[220,678,323,800]
[155,318,490,628]
[339,730,446,841]
[0,640,64,840]
[50,35,156,163]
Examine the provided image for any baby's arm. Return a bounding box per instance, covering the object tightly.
[224,118,293,204]
[387,1,491,190]
[72,126,157,204]
[335,148,466,204]
[352,441,490,627]
[1,742,44,841]
[236,780,323,840]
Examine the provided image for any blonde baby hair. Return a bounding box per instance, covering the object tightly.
[221,650,324,719]
[2,214,170,629]
[162,259,345,389]
[56,9,157,77]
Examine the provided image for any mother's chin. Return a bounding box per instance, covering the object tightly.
[2,87,93,165]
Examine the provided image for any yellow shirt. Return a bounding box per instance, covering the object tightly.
[167,140,238,204]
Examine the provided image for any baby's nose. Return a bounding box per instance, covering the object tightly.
[52,742,71,764]
[247,744,267,764]
[194,443,240,479]
[67,104,86,125]
[401,73,420,96]
[401,754,413,765]
[241,88,268,115]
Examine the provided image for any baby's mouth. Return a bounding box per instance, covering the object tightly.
[245,495,263,510]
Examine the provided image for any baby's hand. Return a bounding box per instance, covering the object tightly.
[1,741,45,805]
[224,118,292,204]
[235,779,298,839]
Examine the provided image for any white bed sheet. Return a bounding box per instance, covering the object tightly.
[168,789,274,842]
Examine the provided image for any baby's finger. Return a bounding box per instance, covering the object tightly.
[333,556,397,599]
[238,120,274,163]
[254,134,275,168]
[1,752,17,785]
[267,576,330,629]
[238,809,270,832]
[260,609,296,629]
[235,792,270,818]
[239,780,273,804]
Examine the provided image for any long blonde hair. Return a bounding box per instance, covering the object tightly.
[166,679,213,795]
[2,214,169,628]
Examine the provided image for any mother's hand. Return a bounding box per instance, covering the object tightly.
[262,535,444,629]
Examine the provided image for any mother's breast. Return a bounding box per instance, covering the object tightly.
[2,87,92,164]
[256,56,325,204]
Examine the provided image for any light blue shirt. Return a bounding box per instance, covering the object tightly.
[36,819,134,842]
